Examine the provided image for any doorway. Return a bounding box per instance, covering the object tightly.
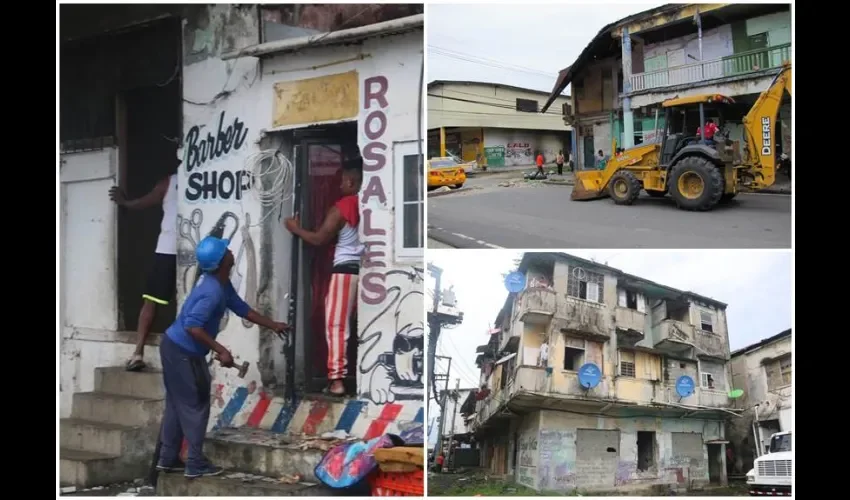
[294,122,360,395]
[115,19,182,334]
[707,443,723,485]
[582,135,595,169]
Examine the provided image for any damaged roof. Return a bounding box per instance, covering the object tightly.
[494,251,727,323]
[429,80,569,98]
[730,329,792,358]
[541,3,683,112]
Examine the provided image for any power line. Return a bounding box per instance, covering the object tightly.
[429,44,557,78]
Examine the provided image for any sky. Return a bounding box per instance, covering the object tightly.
[427,2,663,94]
[426,249,792,442]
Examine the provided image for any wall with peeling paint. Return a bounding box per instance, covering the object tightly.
[510,410,724,493]
[181,5,425,436]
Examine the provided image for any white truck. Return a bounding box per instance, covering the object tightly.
[746,430,792,496]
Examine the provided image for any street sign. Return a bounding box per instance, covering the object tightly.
[675,375,695,397]
[577,363,602,389]
[504,271,526,293]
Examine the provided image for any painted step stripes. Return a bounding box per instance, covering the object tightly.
[210,387,424,441]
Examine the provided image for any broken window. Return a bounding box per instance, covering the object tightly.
[766,354,792,390]
[637,431,656,472]
[699,310,714,333]
[563,336,585,371]
[567,266,604,303]
[700,360,725,391]
[618,289,646,312]
[619,350,636,377]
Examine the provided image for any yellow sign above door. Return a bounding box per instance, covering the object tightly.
[272,71,359,128]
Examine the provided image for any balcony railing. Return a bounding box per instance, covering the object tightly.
[630,43,791,93]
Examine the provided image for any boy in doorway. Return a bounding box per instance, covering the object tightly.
[108,157,180,372]
[284,154,364,396]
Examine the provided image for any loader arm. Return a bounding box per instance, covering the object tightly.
[741,63,791,190]
[571,142,660,201]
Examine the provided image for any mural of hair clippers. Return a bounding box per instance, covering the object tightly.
[365,291,425,405]
[235,213,259,328]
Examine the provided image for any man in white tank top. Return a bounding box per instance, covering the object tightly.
[284,155,364,397]
[109,158,180,372]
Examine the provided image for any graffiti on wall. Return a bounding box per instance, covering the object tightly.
[538,430,576,491]
[517,433,539,488]
[358,268,424,404]
[506,142,533,164]
[357,74,424,405]
[184,111,252,202]
[176,208,259,330]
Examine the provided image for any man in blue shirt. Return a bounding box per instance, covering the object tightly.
[157,236,289,478]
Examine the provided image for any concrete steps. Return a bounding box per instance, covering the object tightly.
[156,428,337,496]
[156,471,333,496]
[59,367,164,488]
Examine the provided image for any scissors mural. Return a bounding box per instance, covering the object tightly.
[176,208,258,331]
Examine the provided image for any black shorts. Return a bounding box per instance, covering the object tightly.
[143,253,176,305]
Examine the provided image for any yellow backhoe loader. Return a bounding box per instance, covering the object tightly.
[571,63,791,211]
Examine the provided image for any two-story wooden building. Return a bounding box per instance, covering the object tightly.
[542,3,791,171]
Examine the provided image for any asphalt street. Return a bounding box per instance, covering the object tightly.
[428,173,791,249]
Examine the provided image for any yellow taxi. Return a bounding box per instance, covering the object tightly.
[427,156,469,190]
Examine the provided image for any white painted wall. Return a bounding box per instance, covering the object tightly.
[484,128,568,166]
[643,24,734,69]
[185,25,425,431]
[59,149,122,417]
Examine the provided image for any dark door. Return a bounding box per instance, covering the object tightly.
[582,135,595,169]
[294,123,359,394]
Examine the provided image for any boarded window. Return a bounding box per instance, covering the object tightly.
[516,98,539,113]
[766,354,792,390]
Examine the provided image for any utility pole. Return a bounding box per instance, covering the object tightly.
[432,355,451,466]
[427,263,463,405]
[447,378,461,470]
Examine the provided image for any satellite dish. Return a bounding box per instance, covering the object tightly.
[675,375,695,398]
[728,389,744,399]
[577,363,602,389]
[504,271,526,293]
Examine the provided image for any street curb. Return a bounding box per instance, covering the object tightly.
[427,227,495,249]
[428,187,476,198]
[541,179,575,187]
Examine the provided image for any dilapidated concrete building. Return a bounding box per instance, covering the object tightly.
[726,329,792,475]
[60,4,424,494]
[542,3,792,171]
[469,252,738,494]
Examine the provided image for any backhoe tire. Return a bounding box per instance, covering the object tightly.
[608,170,642,205]
[669,157,724,211]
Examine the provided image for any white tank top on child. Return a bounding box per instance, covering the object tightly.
[334,222,364,267]
[155,174,178,255]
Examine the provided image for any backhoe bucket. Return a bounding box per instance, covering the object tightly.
[571,170,608,201]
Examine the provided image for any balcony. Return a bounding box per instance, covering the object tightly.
[518,288,556,326]
[658,384,732,409]
[614,307,646,347]
[552,296,610,341]
[654,320,695,357]
[629,43,791,93]
[694,330,729,360]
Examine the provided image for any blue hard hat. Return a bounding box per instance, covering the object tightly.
[196,236,230,272]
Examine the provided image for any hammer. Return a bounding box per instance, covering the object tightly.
[208,357,250,378]
[225,360,250,378]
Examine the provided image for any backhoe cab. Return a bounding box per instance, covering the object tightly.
[572,63,791,211]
